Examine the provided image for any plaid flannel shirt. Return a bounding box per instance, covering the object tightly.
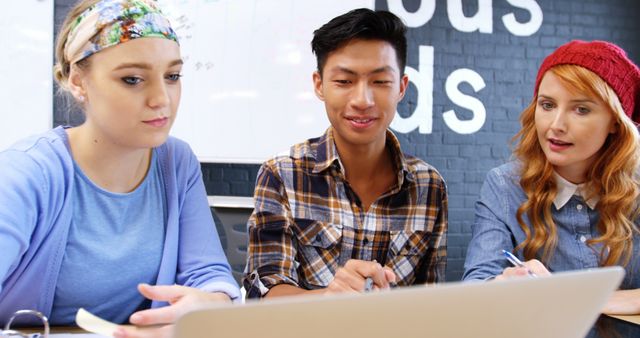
[243,128,447,298]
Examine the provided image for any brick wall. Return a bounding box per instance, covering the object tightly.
[374,0,640,280]
[54,0,640,281]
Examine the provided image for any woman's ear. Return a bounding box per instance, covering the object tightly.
[68,65,87,103]
[610,121,619,134]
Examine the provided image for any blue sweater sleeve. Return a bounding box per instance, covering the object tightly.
[172,142,240,300]
[0,148,48,291]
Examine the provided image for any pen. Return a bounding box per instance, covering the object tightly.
[501,249,537,277]
[363,259,378,292]
[363,277,374,292]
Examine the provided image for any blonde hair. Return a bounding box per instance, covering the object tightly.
[53,0,102,92]
[513,64,640,267]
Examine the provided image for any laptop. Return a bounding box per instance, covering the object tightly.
[173,267,624,338]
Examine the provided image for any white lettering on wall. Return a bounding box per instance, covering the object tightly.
[443,69,487,134]
[387,0,542,134]
[388,0,542,35]
[391,45,434,133]
[447,0,493,33]
[502,0,543,36]
[386,0,436,28]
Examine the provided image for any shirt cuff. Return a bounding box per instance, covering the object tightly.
[199,281,242,303]
[244,270,299,299]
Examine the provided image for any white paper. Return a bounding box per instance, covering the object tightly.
[75,308,118,337]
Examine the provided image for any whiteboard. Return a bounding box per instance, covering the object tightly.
[159,0,374,163]
[0,0,53,150]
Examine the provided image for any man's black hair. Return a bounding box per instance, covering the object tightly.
[311,8,407,77]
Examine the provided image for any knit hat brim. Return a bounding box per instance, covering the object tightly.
[534,40,640,124]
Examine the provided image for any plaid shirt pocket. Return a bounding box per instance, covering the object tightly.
[387,230,433,285]
[294,219,343,288]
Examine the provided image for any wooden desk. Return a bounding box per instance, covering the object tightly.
[607,314,640,325]
[15,315,640,337]
[13,326,87,334]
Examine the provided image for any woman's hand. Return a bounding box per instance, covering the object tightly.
[494,259,551,281]
[113,284,231,338]
[603,289,640,315]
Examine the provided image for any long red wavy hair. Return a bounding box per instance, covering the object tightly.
[513,64,640,266]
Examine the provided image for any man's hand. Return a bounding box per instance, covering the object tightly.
[325,259,396,294]
[113,284,231,338]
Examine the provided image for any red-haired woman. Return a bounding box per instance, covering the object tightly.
[463,40,640,315]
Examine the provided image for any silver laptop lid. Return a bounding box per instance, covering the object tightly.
[173,267,624,338]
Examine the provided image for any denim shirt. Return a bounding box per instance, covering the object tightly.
[463,162,640,289]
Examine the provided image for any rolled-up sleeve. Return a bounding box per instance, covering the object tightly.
[243,164,300,298]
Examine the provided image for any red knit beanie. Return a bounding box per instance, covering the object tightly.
[534,40,640,124]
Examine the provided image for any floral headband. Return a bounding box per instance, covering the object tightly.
[64,0,178,64]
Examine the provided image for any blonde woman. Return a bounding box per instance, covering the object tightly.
[463,40,640,315]
[0,0,238,336]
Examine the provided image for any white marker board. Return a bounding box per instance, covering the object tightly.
[0,0,53,150]
[159,0,374,163]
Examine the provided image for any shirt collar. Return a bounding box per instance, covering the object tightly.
[553,172,599,210]
[311,127,414,184]
[312,127,342,173]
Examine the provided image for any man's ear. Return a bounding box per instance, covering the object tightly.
[68,65,87,103]
[398,73,409,101]
[312,71,324,101]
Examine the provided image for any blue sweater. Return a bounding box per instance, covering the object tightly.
[0,127,239,325]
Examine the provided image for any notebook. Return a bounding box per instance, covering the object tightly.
[172,267,624,338]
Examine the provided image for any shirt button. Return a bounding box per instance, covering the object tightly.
[576,204,583,211]
[579,235,587,243]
